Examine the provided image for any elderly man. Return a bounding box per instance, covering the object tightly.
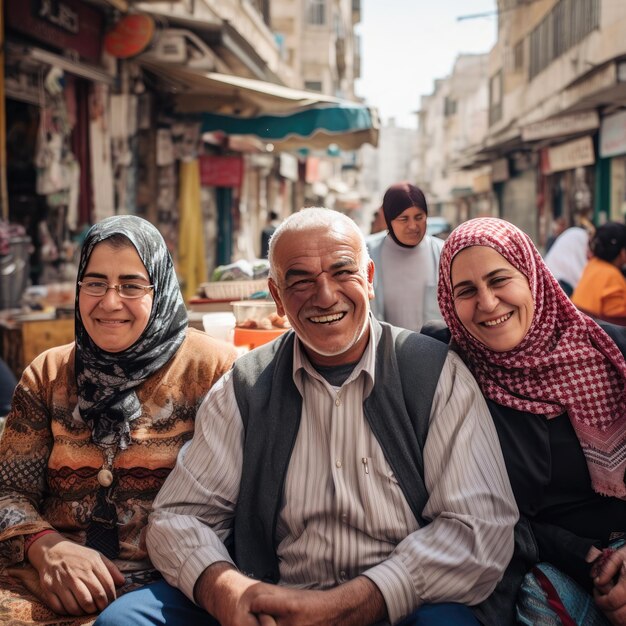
[95,208,517,626]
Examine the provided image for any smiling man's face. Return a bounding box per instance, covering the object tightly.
[268,223,374,367]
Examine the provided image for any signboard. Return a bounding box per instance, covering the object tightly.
[6,0,103,63]
[522,111,599,142]
[473,172,492,194]
[600,109,626,158]
[199,156,243,187]
[37,0,78,33]
[541,136,595,175]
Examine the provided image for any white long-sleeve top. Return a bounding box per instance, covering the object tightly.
[147,327,518,625]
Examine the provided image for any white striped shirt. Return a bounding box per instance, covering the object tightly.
[147,325,518,624]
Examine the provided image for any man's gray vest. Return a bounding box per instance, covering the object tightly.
[230,319,448,582]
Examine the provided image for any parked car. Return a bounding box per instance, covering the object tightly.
[427,216,452,239]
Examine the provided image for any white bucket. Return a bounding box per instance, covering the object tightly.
[202,312,236,343]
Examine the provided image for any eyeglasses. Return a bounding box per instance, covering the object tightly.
[78,281,154,299]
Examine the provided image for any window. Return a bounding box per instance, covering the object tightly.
[529,0,599,80]
[489,71,503,126]
[513,40,524,71]
[444,97,457,117]
[305,81,323,92]
[307,0,326,25]
[246,0,270,25]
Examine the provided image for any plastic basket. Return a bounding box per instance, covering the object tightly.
[199,278,268,301]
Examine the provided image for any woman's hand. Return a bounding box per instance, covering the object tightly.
[26,532,126,616]
[593,545,626,625]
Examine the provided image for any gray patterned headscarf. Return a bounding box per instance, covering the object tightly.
[75,215,188,448]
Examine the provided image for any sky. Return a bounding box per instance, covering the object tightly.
[356,0,497,129]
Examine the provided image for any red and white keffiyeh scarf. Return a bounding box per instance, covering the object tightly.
[438,217,626,499]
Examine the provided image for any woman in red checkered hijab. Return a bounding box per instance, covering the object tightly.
[423,217,626,626]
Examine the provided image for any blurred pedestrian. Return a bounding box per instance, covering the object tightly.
[369,207,386,234]
[572,221,626,324]
[544,226,589,296]
[545,216,567,252]
[367,182,443,332]
[260,211,280,259]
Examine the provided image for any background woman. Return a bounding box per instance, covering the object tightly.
[543,225,589,296]
[366,182,444,332]
[0,215,237,625]
[425,217,626,625]
[572,221,626,324]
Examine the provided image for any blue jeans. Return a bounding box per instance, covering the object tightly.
[95,580,479,626]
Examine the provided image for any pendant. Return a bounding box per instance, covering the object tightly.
[97,468,114,487]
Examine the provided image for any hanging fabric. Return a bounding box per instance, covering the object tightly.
[178,159,207,303]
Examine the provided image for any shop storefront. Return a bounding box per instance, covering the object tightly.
[539,136,596,242]
[599,109,626,223]
[4,0,112,288]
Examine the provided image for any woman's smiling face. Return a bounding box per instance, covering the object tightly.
[450,245,534,352]
[78,242,154,352]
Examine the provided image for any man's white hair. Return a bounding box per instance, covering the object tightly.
[268,207,370,281]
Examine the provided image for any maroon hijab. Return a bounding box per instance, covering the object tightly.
[438,217,626,499]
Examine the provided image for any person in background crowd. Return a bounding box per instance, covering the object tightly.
[95,207,517,626]
[423,217,626,626]
[0,215,237,625]
[369,207,387,235]
[572,221,626,325]
[544,216,567,253]
[543,226,590,296]
[367,183,443,332]
[260,211,281,259]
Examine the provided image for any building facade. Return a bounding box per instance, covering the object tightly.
[2,0,376,300]
[468,0,626,244]
[413,53,491,228]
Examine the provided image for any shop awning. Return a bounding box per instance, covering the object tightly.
[140,61,379,149]
[199,106,379,151]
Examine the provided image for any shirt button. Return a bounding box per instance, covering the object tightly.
[335,459,342,468]
[339,570,347,580]
[340,513,348,523]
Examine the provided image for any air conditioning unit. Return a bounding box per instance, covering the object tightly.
[151,30,187,63]
[146,29,217,70]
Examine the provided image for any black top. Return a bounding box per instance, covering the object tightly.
[488,401,625,589]
[421,319,626,590]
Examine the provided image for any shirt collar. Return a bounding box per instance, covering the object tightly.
[292,316,376,396]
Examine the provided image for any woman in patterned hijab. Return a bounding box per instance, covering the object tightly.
[0,215,237,624]
[431,216,626,625]
[75,215,188,448]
